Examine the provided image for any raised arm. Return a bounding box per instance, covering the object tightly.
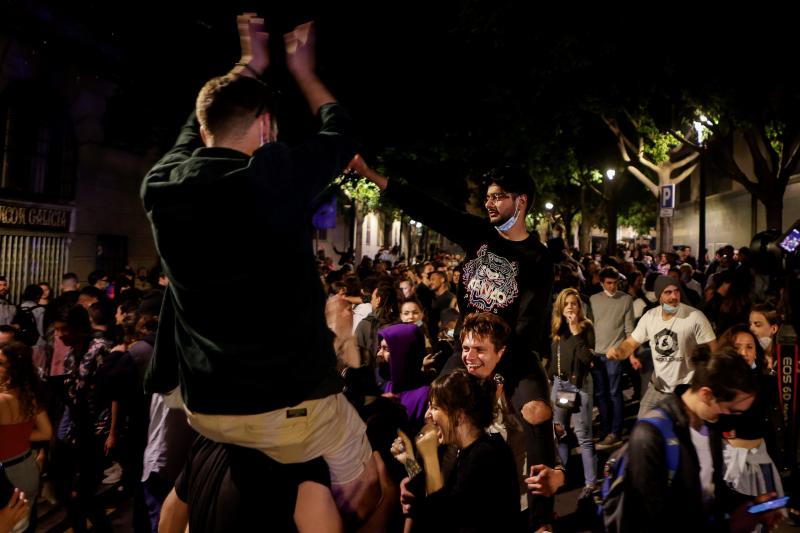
[230,13,269,79]
[285,22,335,115]
[346,154,486,248]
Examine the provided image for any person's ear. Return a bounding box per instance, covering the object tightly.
[199,125,211,146]
[699,386,715,406]
[497,346,506,361]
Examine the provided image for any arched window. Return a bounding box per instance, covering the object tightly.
[0,81,77,201]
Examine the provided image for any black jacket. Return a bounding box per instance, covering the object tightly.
[141,104,356,414]
[549,324,594,388]
[624,385,748,532]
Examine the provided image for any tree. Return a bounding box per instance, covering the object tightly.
[683,119,800,233]
[602,113,699,252]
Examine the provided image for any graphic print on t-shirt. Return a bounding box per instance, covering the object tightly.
[653,328,680,361]
[461,245,519,313]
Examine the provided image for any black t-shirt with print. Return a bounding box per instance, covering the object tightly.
[386,180,554,374]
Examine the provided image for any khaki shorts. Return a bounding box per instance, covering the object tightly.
[183,392,372,485]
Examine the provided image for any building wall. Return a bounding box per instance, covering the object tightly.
[673,154,800,253]
[0,33,158,288]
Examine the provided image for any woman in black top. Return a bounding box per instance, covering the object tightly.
[397,370,522,532]
[717,324,785,497]
[549,288,597,496]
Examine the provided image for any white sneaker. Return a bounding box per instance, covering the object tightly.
[102,462,122,484]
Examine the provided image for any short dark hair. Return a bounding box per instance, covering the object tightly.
[88,270,107,286]
[460,312,511,351]
[196,75,275,140]
[21,284,43,302]
[598,266,620,282]
[79,286,105,301]
[62,273,78,282]
[0,325,17,338]
[88,302,113,328]
[483,166,536,213]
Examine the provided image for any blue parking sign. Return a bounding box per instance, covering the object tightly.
[660,184,675,209]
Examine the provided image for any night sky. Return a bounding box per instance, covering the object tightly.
[4,2,800,193]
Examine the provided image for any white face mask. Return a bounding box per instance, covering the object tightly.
[446,329,455,338]
[758,336,772,350]
[662,303,679,315]
[495,197,521,233]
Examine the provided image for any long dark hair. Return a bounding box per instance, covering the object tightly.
[718,324,765,369]
[689,347,757,401]
[429,369,496,432]
[0,341,44,420]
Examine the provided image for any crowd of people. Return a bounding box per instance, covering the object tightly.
[0,11,797,533]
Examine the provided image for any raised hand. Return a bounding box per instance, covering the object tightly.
[284,21,316,79]
[236,13,269,75]
[414,424,439,458]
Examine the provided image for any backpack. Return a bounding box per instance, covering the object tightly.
[599,407,680,532]
[13,305,43,346]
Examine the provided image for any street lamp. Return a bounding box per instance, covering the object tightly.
[605,169,618,254]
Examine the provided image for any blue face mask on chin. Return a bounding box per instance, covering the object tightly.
[495,197,520,233]
[662,303,679,314]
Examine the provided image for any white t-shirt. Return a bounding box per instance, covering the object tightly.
[631,303,716,392]
[352,303,373,333]
[690,425,715,509]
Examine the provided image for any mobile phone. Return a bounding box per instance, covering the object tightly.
[746,496,790,514]
[778,228,800,253]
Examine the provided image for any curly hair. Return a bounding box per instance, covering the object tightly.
[0,341,44,420]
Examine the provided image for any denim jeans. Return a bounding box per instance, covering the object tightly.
[551,376,596,486]
[591,354,624,436]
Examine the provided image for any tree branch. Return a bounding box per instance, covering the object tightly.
[672,151,700,170]
[781,132,800,183]
[707,139,761,197]
[757,124,780,174]
[743,129,774,186]
[626,165,659,197]
[668,130,701,152]
[588,183,608,201]
[670,163,697,186]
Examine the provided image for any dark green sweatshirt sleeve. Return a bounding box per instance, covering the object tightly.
[141,112,203,212]
[384,179,488,249]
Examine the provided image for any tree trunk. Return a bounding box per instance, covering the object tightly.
[579,218,593,254]
[607,203,618,257]
[764,196,784,232]
[562,213,574,250]
[659,215,673,253]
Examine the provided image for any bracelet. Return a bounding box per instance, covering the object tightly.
[236,62,261,78]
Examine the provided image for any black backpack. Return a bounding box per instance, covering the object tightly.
[13,305,43,346]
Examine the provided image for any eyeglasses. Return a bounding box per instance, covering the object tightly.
[485,193,514,204]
